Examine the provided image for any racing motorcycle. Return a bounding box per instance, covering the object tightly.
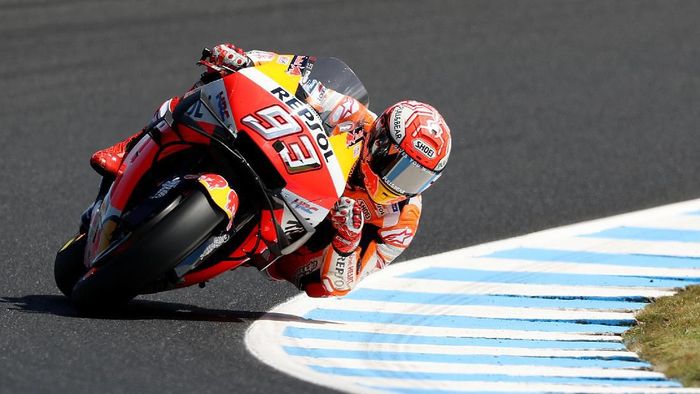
[54,50,368,311]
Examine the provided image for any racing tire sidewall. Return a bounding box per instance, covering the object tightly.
[54,233,88,297]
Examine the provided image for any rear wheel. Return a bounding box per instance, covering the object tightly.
[71,189,224,312]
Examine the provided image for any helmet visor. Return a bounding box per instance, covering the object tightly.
[368,128,441,196]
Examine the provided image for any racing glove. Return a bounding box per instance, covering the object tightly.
[302,197,365,297]
[330,197,364,255]
[206,43,252,72]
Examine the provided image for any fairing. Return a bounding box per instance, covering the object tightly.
[87,56,366,285]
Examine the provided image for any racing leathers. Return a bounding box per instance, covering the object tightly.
[89,44,423,298]
[267,182,422,298]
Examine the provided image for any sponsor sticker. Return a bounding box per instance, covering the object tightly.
[381,228,414,247]
[413,139,436,159]
[356,198,372,221]
[435,139,451,171]
[286,55,309,76]
[150,178,181,199]
[215,91,230,120]
[247,50,275,63]
[290,197,320,215]
[329,96,357,125]
[280,188,329,228]
[294,259,320,283]
[330,252,356,290]
[344,124,364,146]
[376,203,387,217]
[390,106,405,142]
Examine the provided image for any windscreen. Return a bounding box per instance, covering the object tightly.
[303,57,369,107]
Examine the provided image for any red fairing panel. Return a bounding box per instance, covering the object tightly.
[108,136,161,211]
[225,69,343,213]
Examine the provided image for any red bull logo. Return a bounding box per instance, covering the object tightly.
[195,173,238,231]
[199,174,228,189]
[224,189,239,231]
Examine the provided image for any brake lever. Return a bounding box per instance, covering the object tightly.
[200,47,212,61]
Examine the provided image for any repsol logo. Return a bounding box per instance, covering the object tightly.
[335,256,346,276]
[413,139,435,159]
[270,87,334,162]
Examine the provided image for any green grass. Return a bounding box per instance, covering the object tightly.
[623,285,700,387]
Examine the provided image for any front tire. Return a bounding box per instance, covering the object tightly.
[54,233,88,297]
[71,189,224,312]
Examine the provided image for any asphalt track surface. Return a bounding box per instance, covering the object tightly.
[2,1,700,393]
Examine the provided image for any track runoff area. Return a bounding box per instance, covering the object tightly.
[246,198,700,394]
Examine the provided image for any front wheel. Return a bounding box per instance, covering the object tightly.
[54,233,88,297]
[71,189,224,312]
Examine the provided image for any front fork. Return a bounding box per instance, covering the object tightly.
[80,177,114,233]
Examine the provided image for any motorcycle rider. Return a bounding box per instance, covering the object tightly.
[91,43,452,298]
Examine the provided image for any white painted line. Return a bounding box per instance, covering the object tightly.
[288,358,663,379]
[279,338,638,359]
[525,237,700,258]
[632,214,700,231]
[426,257,700,278]
[306,298,636,321]
[362,278,675,299]
[353,378,700,394]
[280,321,624,342]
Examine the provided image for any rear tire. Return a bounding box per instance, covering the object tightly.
[71,189,224,313]
[54,233,88,297]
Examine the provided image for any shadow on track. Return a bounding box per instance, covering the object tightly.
[1,294,333,325]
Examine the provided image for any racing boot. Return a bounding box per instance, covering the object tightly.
[90,131,142,177]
